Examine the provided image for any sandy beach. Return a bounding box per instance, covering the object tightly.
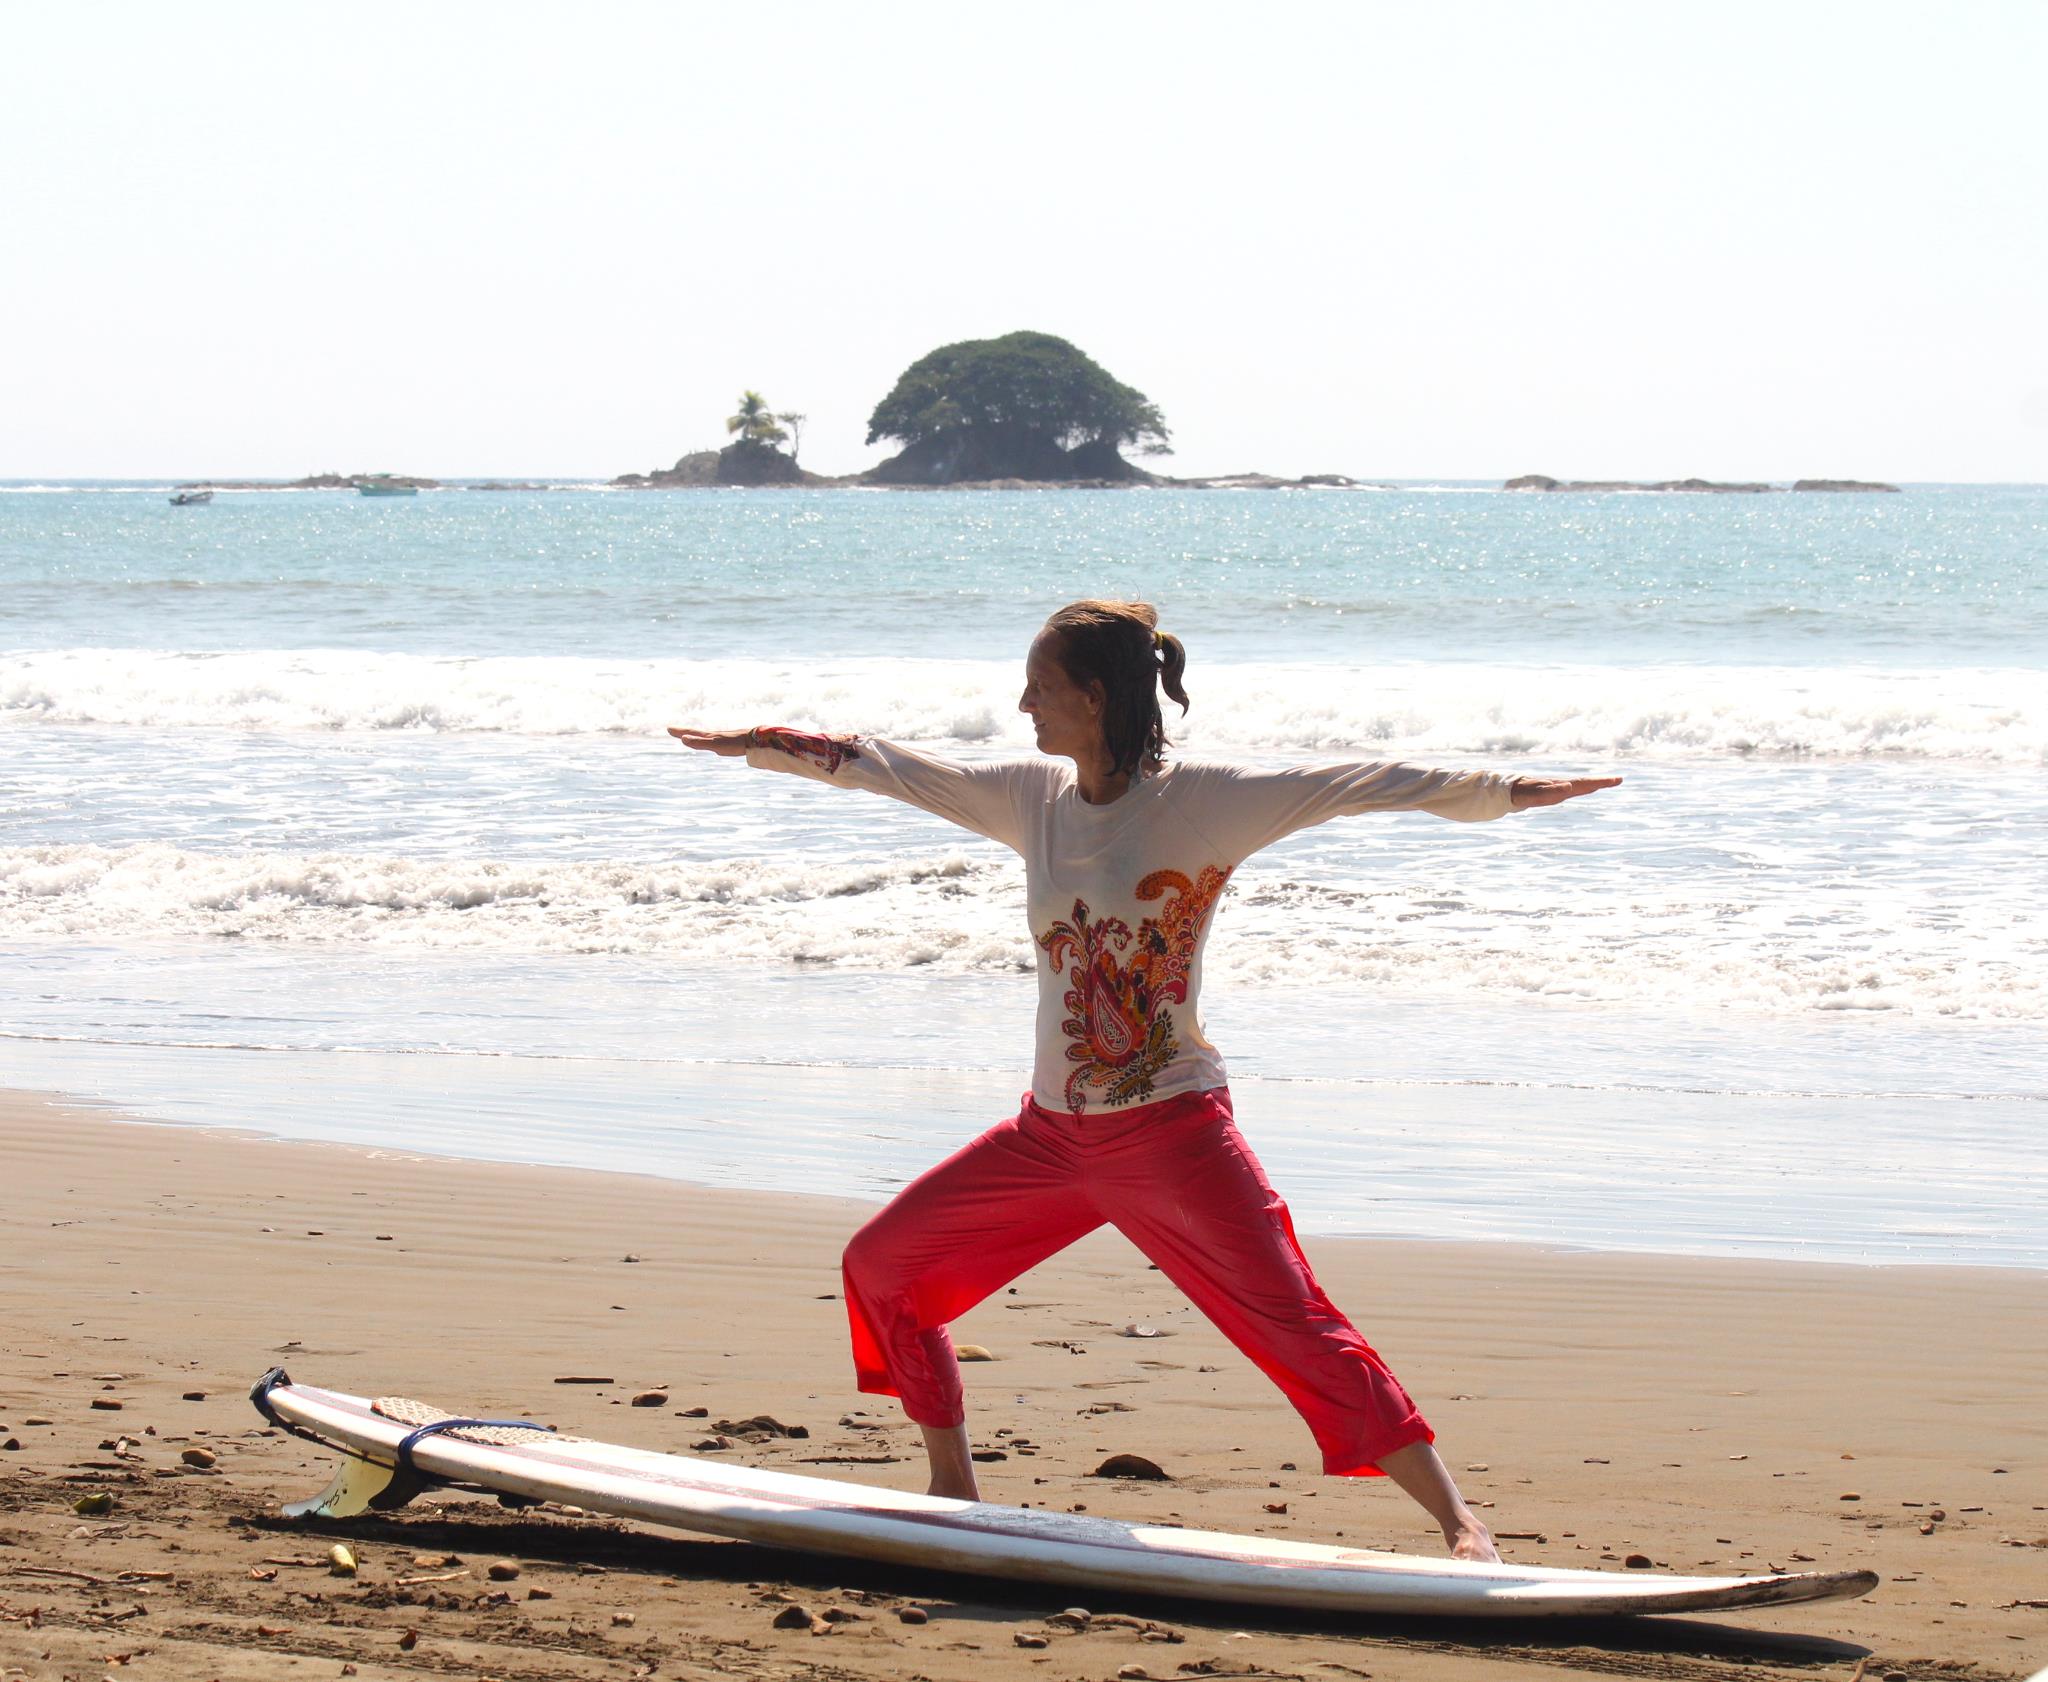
[2,1091,2043,1681]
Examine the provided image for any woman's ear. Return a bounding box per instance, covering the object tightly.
[1086,679,1107,716]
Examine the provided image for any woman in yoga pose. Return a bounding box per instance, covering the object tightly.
[672,599,1617,1560]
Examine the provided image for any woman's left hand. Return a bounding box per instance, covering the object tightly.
[1510,775,1622,810]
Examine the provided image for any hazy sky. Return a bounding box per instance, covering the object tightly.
[3,1,2042,481]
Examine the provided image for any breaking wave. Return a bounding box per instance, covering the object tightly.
[6,840,2039,1022]
[5,649,2041,763]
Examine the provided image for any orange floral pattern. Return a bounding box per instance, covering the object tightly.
[754,728,862,774]
[1036,865,1232,1110]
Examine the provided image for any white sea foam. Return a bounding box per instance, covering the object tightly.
[6,840,2038,1022]
[5,648,2041,763]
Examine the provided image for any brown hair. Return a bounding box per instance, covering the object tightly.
[1041,599,1190,778]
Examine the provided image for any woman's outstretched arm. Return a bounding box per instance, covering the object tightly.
[668,725,1040,853]
[1177,759,1622,864]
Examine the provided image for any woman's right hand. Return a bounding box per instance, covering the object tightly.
[668,727,751,757]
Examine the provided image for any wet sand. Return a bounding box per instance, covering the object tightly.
[2,1089,2043,1680]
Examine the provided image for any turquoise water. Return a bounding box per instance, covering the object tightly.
[4,482,2044,1265]
[4,483,2043,662]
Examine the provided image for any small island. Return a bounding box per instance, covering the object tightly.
[609,333,1374,492]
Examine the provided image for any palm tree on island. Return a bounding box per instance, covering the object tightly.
[726,391,789,450]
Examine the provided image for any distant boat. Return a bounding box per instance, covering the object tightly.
[357,476,419,498]
[169,489,214,505]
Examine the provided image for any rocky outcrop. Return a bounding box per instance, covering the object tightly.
[1506,474,1773,493]
[613,444,827,489]
[1165,471,1385,490]
[865,425,1154,486]
[1508,474,1900,494]
[715,440,807,486]
[179,472,442,491]
[612,451,719,489]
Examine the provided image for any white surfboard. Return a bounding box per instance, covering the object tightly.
[252,1372,1877,1620]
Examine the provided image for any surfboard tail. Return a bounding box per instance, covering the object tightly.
[253,1365,434,1517]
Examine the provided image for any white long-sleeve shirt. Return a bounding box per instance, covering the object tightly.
[744,729,1517,1113]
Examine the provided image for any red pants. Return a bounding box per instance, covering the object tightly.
[841,1087,1433,1477]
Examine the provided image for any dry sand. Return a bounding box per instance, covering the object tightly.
[2,1088,2043,1681]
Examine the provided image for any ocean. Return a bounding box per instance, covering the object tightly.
[4,481,2043,1266]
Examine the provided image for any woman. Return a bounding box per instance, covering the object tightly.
[672,599,1618,1562]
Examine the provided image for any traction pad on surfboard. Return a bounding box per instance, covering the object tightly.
[371,1395,583,1449]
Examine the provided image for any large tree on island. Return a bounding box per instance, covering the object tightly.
[865,331,1170,484]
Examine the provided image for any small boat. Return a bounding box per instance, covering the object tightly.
[357,475,419,498]
[169,489,214,506]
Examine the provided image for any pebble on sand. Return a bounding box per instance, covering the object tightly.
[328,1544,357,1577]
[897,1605,930,1624]
[630,1390,668,1407]
[486,1561,521,1581]
[1014,1631,1048,1647]
[956,1345,995,1361]
[772,1603,814,1629]
[73,1492,116,1516]
[180,1446,217,1467]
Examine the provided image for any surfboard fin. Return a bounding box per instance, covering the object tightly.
[283,1452,433,1520]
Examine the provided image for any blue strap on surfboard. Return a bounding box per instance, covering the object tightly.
[393,1416,557,1478]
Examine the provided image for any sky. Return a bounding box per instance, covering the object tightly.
[2,1,2043,482]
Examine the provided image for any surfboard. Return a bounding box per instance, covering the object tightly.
[251,1371,1878,1620]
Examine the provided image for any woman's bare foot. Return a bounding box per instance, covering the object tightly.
[919,1420,980,1501]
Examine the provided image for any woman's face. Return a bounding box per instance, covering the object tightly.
[1019,632,1104,762]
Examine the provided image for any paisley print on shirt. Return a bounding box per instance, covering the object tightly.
[752,728,863,774]
[1036,864,1232,1110]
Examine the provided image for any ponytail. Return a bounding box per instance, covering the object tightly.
[1156,630,1189,716]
